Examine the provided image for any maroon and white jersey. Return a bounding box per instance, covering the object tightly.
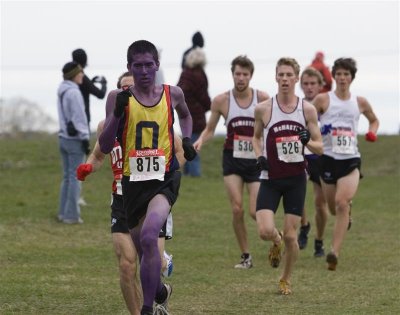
[110,139,123,195]
[261,95,307,180]
[224,89,258,159]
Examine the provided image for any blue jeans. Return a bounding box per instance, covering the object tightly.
[184,133,201,177]
[58,137,85,221]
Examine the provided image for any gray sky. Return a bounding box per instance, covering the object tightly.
[1,0,399,133]
[2,0,398,68]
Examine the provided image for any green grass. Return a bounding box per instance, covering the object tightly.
[0,134,399,314]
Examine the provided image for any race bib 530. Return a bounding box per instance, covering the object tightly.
[233,135,255,159]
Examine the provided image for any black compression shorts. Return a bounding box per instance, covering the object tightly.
[256,173,306,217]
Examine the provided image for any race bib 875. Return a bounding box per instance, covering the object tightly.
[129,149,165,181]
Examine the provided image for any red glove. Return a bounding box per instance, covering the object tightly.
[365,131,377,142]
[76,164,93,181]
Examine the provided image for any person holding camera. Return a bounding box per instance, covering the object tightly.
[57,61,90,224]
[72,48,107,127]
[72,48,107,206]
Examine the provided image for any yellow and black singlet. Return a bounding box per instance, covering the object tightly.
[120,85,178,181]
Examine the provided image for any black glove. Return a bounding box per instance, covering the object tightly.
[182,137,197,161]
[256,156,269,171]
[82,139,90,155]
[114,90,131,118]
[92,76,100,82]
[298,128,311,145]
[92,76,107,84]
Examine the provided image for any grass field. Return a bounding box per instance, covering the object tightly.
[0,134,399,315]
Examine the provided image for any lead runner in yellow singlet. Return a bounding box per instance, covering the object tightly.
[99,40,196,315]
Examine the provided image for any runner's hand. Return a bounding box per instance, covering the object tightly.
[114,90,131,118]
[256,156,269,171]
[77,163,93,181]
[298,128,311,145]
[182,137,197,161]
[365,131,377,142]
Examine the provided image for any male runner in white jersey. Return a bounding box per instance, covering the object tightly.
[194,55,270,269]
[252,57,323,295]
[312,57,379,271]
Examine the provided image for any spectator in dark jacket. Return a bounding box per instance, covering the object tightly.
[181,31,204,69]
[72,48,107,126]
[178,47,211,176]
[72,48,107,207]
[310,51,333,93]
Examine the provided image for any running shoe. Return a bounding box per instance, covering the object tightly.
[298,222,311,249]
[314,239,325,257]
[153,304,169,315]
[162,251,173,277]
[234,254,253,269]
[269,231,284,268]
[154,283,172,315]
[279,279,292,295]
[326,252,338,271]
[78,197,88,206]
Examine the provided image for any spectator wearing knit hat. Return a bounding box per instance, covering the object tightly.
[181,31,205,69]
[57,61,90,224]
[72,48,107,126]
[177,47,211,176]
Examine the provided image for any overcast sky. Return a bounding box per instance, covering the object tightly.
[1,0,399,133]
[2,0,398,68]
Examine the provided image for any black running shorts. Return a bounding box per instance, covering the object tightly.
[122,171,181,229]
[222,149,260,183]
[306,156,321,186]
[110,194,129,233]
[319,155,361,184]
